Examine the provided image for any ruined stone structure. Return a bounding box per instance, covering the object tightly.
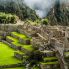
[0,24,69,69]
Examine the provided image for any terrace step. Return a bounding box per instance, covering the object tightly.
[3,39,33,53]
[5,67,25,69]
[6,36,19,43]
[21,45,33,52]
[18,28,31,38]
[11,32,28,39]
[2,40,21,50]
[44,57,58,62]
[0,63,23,69]
[40,61,59,65]
[14,51,24,60]
[41,50,69,57]
[65,52,69,57]
[0,42,22,66]
[40,61,60,69]
[11,32,31,45]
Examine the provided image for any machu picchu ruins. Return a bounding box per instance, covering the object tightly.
[0,0,69,69]
[0,24,69,69]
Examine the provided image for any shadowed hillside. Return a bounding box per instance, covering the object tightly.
[48,0,69,26]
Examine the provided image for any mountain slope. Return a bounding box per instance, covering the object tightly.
[48,2,69,26]
[0,0,38,21]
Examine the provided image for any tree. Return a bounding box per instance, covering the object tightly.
[42,18,49,25]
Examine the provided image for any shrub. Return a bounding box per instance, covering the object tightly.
[0,12,17,24]
[42,18,49,25]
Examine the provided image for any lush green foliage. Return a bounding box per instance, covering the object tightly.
[0,42,21,65]
[0,0,38,21]
[0,12,17,24]
[41,18,49,25]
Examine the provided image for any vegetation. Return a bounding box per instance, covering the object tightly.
[40,61,59,65]
[0,0,38,21]
[48,1,69,26]
[0,12,17,24]
[0,31,69,69]
[11,32,31,40]
[41,18,49,25]
[44,57,58,62]
[5,67,25,69]
[23,45,33,51]
[0,42,21,65]
[11,32,27,39]
[6,36,18,42]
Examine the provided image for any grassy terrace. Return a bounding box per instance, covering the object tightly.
[15,51,24,55]
[0,36,2,38]
[44,57,58,61]
[23,45,33,51]
[0,42,21,65]
[11,32,31,40]
[12,42,33,51]
[8,32,33,51]
[5,67,25,69]
[6,36,18,42]
[40,61,59,65]
[33,67,39,69]
[65,52,69,57]
[12,42,23,47]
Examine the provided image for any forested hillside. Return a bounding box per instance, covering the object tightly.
[0,0,38,21]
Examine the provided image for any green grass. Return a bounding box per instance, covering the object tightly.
[6,36,18,42]
[12,42,33,51]
[0,42,21,65]
[12,42,24,47]
[11,32,27,39]
[5,67,25,69]
[15,51,24,55]
[11,32,31,40]
[65,52,69,56]
[33,67,39,69]
[23,45,33,51]
[44,57,58,61]
[0,36,2,38]
[65,52,69,54]
[40,61,59,65]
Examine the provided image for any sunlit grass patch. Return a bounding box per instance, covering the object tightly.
[44,57,58,61]
[23,45,33,51]
[40,61,59,65]
[5,67,25,69]
[6,36,18,42]
[0,42,21,65]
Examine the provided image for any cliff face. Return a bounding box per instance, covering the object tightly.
[48,2,69,26]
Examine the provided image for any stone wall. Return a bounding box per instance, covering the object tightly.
[0,24,69,48]
[2,40,19,50]
[0,24,22,39]
[40,63,60,69]
[19,38,30,45]
[14,52,23,60]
